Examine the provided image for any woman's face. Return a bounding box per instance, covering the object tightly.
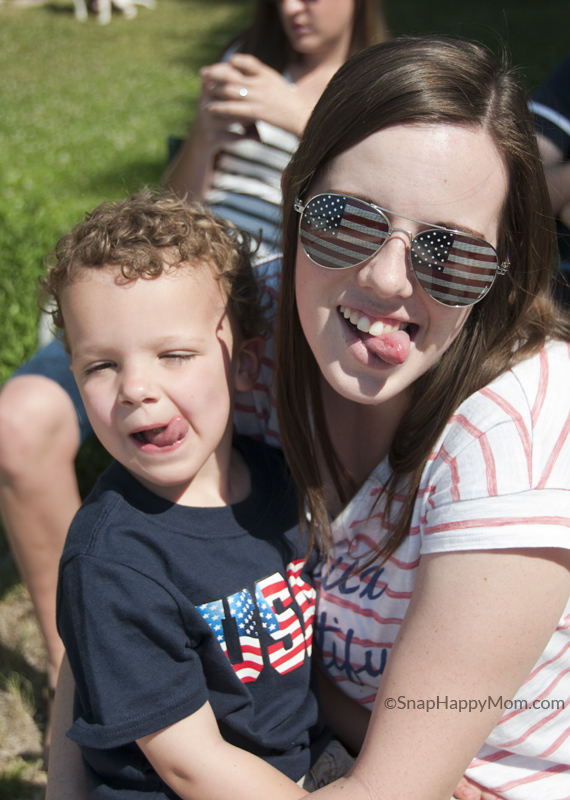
[276,0,355,59]
[294,122,508,410]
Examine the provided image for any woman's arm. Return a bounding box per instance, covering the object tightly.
[162,81,242,201]
[317,650,509,800]
[45,655,88,800]
[308,547,570,800]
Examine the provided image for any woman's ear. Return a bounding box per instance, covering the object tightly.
[234,335,265,392]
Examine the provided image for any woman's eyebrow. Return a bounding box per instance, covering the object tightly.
[326,190,490,241]
[434,220,487,239]
[367,198,488,239]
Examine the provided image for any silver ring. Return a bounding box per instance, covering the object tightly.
[239,87,248,98]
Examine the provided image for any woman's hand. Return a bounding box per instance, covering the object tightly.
[189,81,245,158]
[201,54,314,137]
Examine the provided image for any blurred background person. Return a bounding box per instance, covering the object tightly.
[164,0,388,260]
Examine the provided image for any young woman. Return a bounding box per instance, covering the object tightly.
[164,0,387,260]
[48,36,570,800]
[0,0,386,751]
[272,35,570,799]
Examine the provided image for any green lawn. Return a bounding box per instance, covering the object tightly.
[0,0,567,384]
[0,0,567,794]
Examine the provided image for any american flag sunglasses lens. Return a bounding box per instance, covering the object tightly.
[299,194,500,307]
[300,194,389,270]
[411,231,498,306]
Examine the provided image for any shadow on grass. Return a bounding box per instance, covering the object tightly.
[0,643,46,696]
[0,652,48,765]
[42,2,75,14]
[0,773,44,800]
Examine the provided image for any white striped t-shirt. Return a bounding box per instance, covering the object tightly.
[311,339,570,799]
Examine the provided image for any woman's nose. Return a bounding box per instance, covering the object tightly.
[356,230,415,300]
[117,368,159,407]
[280,0,306,15]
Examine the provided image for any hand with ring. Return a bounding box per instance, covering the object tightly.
[200,53,313,137]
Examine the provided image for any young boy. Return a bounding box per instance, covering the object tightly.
[46,189,332,799]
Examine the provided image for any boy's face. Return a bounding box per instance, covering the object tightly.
[62,262,262,506]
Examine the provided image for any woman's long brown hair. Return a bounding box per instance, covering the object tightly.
[275,36,570,563]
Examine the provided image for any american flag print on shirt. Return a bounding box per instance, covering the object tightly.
[196,559,314,683]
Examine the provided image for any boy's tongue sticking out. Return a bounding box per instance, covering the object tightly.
[135,416,189,447]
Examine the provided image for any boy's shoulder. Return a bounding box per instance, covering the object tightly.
[61,435,298,564]
[60,460,146,561]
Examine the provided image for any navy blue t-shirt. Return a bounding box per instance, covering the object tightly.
[57,436,327,798]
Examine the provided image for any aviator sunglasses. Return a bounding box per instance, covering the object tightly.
[294,192,510,307]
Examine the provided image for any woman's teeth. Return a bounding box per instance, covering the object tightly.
[339,306,406,336]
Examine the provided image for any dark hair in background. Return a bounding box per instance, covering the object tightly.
[276,35,570,562]
[234,0,388,73]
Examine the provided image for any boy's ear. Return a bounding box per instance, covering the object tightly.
[234,335,265,392]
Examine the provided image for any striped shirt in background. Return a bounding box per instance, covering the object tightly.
[207,121,298,263]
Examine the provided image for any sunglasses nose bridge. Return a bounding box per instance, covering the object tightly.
[358,228,415,301]
[387,225,414,246]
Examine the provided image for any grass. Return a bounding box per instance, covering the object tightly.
[0,0,567,795]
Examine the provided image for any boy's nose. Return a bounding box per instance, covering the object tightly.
[117,370,159,406]
[356,231,415,300]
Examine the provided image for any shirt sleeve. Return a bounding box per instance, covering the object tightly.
[58,554,209,749]
[530,56,570,157]
[419,348,570,554]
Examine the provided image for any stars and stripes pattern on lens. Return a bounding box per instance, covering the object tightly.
[299,193,390,269]
[411,229,453,272]
[297,193,503,307]
[411,231,499,306]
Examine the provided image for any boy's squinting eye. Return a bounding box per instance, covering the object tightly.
[84,361,115,376]
[160,352,196,364]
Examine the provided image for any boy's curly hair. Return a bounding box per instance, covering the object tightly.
[40,187,269,343]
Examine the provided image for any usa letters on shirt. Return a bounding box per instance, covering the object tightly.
[197,559,316,683]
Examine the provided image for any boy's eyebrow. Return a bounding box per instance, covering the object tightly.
[154,334,208,348]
